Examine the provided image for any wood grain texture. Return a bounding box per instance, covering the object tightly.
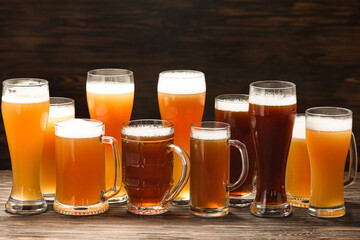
[0,170,359,239]
[0,0,359,169]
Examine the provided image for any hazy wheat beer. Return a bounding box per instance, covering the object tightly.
[40,97,75,201]
[87,69,134,203]
[306,107,357,218]
[249,81,296,218]
[122,120,190,215]
[285,114,311,208]
[215,94,256,207]
[2,79,49,214]
[158,70,206,204]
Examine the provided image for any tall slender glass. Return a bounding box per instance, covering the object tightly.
[215,94,256,207]
[87,68,134,204]
[157,70,206,205]
[40,97,75,201]
[2,78,49,214]
[249,80,296,217]
[306,107,358,218]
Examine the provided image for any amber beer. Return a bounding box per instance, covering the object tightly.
[215,94,256,206]
[87,68,134,203]
[158,70,206,204]
[249,81,296,218]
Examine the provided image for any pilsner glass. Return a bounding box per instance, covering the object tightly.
[189,122,249,217]
[121,120,190,215]
[87,68,134,204]
[40,97,75,201]
[157,70,206,205]
[249,80,296,217]
[215,94,256,207]
[306,107,358,218]
[285,114,311,208]
[2,78,49,214]
[54,119,121,215]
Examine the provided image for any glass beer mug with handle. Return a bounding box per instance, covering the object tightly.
[54,119,121,215]
[121,120,190,215]
[2,78,50,214]
[306,107,358,218]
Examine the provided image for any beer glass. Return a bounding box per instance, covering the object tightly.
[190,122,249,217]
[285,114,311,208]
[157,70,206,205]
[87,68,134,204]
[54,119,121,215]
[215,94,256,207]
[2,78,49,214]
[306,107,358,218]
[121,120,190,215]
[40,97,75,201]
[249,80,296,217]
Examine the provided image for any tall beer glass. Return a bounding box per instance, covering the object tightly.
[215,94,256,207]
[285,114,311,208]
[87,68,134,204]
[306,107,358,218]
[40,97,75,201]
[2,78,49,214]
[158,70,206,205]
[249,80,296,217]
[54,119,121,215]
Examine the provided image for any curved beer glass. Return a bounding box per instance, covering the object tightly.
[87,68,134,204]
[2,78,49,214]
[306,107,358,218]
[249,80,296,217]
[157,70,206,205]
[215,94,257,207]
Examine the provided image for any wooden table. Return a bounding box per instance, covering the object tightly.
[0,170,359,239]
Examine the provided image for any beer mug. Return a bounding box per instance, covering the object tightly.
[2,78,49,214]
[54,119,121,215]
[121,119,190,215]
[306,107,358,218]
[41,97,75,201]
[189,121,249,218]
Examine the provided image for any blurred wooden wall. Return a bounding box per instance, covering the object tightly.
[0,0,359,169]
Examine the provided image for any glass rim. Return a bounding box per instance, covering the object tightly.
[159,70,205,79]
[215,94,249,101]
[250,80,295,90]
[87,68,133,77]
[122,119,174,129]
[305,107,352,118]
[55,118,103,128]
[2,78,48,87]
[191,121,230,131]
[50,97,75,106]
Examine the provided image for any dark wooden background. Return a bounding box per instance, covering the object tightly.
[0,0,359,169]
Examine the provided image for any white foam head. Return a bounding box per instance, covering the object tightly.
[215,99,249,112]
[158,70,206,94]
[56,119,104,138]
[249,94,296,106]
[191,130,230,140]
[86,82,134,94]
[122,125,174,137]
[2,79,49,103]
[306,116,352,132]
[49,105,75,118]
[292,115,305,139]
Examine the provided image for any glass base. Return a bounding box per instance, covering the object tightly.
[6,196,47,215]
[250,201,292,218]
[308,204,345,218]
[230,191,255,207]
[287,193,309,208]
[108,195,128,205]
[189,205,229,218]
[43,193,55,202]
[171,199,189,206]
[126,203,169,215]
[53,200,109,216]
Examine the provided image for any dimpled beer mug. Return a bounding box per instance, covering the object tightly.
[249,80,296,217]
[41,97,75,201]
[121,120,190,215]
[215,94,257,207]
[87,68,134,204]
[158,70,206,205]
[306,107,358,218]
[2,78,49,214]
[190,121,249,217]
[54,119,121,215]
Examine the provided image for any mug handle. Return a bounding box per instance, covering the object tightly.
[344,132,358,187]
[228,139,249,191]
[100,136,122,200]
[161,144,190,206]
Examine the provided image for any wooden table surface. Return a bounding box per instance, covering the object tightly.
[0,170,359,239]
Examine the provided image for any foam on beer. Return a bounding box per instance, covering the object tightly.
[49,105,75,118]
[191,130,229,140]
[56,119,104,138]
[306,116,352,132]
[215,99,249,112]
[249,94,296,106]
[2,84,49,103]
[292,115,305,139]
[86,82,134,94]
[122,125,174,137]
[158,71,206,94]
